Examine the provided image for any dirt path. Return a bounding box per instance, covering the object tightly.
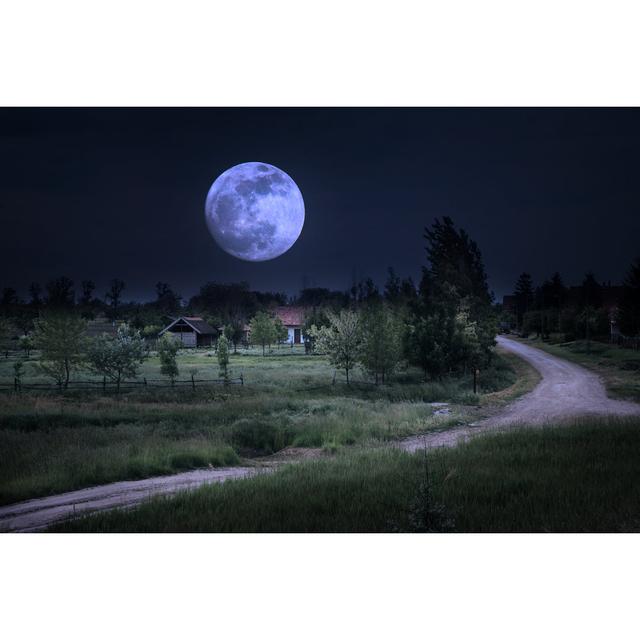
[3,336,639,532]
[401,335,640,452]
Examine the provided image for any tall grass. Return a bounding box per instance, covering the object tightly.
[53,417,640,533]
[0,350,528,505]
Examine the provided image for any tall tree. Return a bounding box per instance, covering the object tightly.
[514,272,534,328]
[29,282,42,307]
[33,314,86,388]
[359,305,403,384]
[158,333,180,383]
[80,280,95,306]
[249,311,277,356]
[86,324,148,392]
[217,334,230,382]
[106,278,125,319]
[415,217,496,375]
[155,282,182,313]
[310,310,361,385]
[618,258,640,336]
[45,276,75,308]
[580,272,603,309]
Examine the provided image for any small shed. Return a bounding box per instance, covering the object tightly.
[158,316,217,347]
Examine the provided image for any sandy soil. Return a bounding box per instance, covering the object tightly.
[2,336,639,532]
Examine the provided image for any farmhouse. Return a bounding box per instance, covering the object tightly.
[158,316,217,347]
[274,306,306,344]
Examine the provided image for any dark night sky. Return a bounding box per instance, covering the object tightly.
[1,108,639,303]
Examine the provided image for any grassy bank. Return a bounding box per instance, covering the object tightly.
[518,337,640,402]
[0,349,526,505]
[53,417,640,533]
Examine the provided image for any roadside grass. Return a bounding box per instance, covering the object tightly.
[518,336,640,402]
[0,350,524,505]
[53,417,640,533]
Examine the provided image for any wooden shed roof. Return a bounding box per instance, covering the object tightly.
[159,316,217,335]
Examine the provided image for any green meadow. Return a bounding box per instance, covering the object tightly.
[0,346,531,505]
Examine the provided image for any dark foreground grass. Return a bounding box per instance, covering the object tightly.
[53,417,640,533]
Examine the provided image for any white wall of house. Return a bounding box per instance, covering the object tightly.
[286,327,305,344]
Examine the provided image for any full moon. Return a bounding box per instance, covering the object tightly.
[204,162,305,261]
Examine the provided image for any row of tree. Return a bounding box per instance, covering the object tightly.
[11,315,233,390]
[509,257,640,340]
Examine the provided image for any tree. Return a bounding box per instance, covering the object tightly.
[619,258,640,336]
[1,287,19,307]
[86,324,148,392]
[514,272,534,329]
[80,280,95,306]
[217,334,230,382]
[359,305,403,384]
[106,278,125,319]
[580,272,602,309]
[415,218,496,376]
[302,307,329,354]
[250,311,277,356]
[29,282,42,307]
[19,334,34,358]
[45,276,75,308]
[223,318,245,353]
[158,333,179,383]
[405,301,454,380]
[274,317,288,347]
[33,314,87,388]
[384,267,401,303]
[0,317,13,357]
[310,310,361,385]
[155,282,181,314]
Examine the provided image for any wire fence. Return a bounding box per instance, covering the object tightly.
[0,374,244,394]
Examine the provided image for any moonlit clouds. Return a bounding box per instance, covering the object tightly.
[205,162,305,261]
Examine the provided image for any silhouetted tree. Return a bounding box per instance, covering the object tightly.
[45,276,75,308]
[29,282,42,307]
[514,272,534,329]
[106,278,125,319]
[619,258,640,336]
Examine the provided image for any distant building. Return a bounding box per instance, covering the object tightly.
[158,316,217,347]
[273,306,306,344]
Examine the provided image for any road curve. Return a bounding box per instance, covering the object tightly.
[401,335,640,451]
[2,336,639,532]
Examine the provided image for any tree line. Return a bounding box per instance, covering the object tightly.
[507,257,640,343]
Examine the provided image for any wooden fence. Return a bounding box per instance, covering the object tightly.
[0,374,244,394]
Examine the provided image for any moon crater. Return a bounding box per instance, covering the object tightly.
[205,162,305,261]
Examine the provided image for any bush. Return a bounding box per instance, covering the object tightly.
[229,418,295,454]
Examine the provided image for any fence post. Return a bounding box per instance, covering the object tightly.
[240,373,244,386]
[144,377,147,387]
[191,373,196,390]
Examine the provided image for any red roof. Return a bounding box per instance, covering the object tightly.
[274,306,305,326]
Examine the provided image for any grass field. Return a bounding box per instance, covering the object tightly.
[53,417,640,533]
[0,346,533,506]
[517,336,640,402]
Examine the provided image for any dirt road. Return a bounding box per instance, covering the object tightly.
[2,336,639,532]
[401,335,640,451]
